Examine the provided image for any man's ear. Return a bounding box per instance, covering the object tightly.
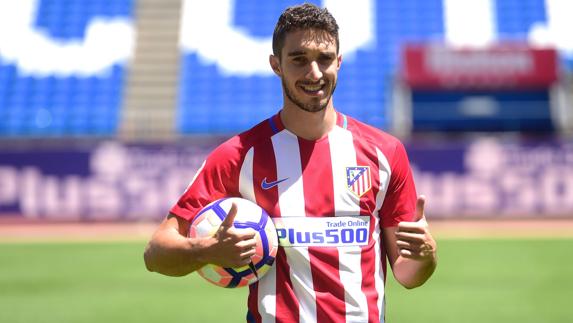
[337,54,342,70]
[269,55,282,76]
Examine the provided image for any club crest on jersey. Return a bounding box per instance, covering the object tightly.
[346,166,372,197]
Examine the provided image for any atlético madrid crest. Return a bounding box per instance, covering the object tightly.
[346,166,372,197]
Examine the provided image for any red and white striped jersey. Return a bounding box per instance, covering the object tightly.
[171,111,417,323]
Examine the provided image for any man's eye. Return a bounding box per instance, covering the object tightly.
[293,57,306,64]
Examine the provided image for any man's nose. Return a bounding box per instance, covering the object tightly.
[306,61,323,81]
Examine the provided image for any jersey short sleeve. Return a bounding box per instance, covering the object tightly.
[169,139,242,222]
[379,141,417,227]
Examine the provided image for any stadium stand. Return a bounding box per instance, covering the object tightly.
[1,0,572,137]
[0,0,134,137]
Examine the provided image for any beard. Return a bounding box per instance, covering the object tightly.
[281,78,337,113]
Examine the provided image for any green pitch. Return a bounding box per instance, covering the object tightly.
[0,239,571,323]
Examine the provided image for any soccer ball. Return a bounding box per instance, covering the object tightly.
[188,197,278,288]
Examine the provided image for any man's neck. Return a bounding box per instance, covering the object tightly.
[280,104,337,141]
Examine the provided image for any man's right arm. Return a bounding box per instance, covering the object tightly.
[144,205,257,277]
[143,214,210,276]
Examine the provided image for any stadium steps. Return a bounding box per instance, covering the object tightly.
[120,0,182,140]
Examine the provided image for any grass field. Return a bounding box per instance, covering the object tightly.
[0,239,571,323]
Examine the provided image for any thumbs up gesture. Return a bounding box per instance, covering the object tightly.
[206,203,258,268]
[395,195,436,261]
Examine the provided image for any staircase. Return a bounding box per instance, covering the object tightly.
[120,0,182,140]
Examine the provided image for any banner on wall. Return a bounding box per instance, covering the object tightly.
[410,138,573,217]
[402,45,558,90]
[0,138,572,220]
[0,141,216,221]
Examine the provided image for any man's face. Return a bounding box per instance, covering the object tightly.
[271,29,341,113]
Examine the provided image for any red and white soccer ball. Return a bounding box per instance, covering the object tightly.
[188,197,278,288]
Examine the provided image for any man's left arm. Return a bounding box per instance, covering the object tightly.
[383,195,437,289]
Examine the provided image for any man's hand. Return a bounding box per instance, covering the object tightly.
[202,203,258,268]
[395,195,436,261]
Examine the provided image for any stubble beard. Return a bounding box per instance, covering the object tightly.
[282,78,337,113]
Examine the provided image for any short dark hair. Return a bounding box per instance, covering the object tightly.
[272,3,339,58]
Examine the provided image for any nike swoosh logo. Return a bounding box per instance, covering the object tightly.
[261,177,289,190]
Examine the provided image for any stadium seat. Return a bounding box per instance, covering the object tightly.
[0,0,135,137]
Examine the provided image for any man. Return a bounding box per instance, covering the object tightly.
[144,3,437,322]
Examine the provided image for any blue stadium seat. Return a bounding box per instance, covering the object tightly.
[0,0,134,137]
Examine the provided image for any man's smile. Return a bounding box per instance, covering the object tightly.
[298,82,326,95]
